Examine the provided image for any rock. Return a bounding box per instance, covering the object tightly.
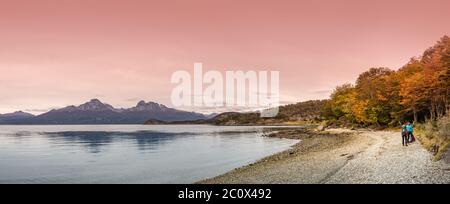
[316,125,326,131]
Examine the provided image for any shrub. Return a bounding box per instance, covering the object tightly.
[417,115,450,160]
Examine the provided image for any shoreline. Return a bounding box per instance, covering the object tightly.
[198,128,370,184]
[198,128,450,184]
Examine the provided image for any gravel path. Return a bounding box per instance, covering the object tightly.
[200,129,450,184]
[326,131,450,184]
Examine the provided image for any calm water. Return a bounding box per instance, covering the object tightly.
[0,125,299,183]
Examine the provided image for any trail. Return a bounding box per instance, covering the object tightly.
[325,131,450,184]
[200,129,450,184]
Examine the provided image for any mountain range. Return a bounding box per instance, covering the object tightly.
[0,99,207,124]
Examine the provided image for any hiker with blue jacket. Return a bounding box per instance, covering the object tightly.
[406,121,415,143]
[401,122,409,146]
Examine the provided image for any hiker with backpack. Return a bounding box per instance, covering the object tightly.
[401,122,409,146]
[406,121,415,143]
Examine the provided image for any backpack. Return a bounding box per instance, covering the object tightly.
[401,125,407,136]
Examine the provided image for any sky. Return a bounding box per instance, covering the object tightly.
[0,0,449,114]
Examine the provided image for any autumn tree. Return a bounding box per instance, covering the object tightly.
[421,36,449,119]
[322,36,450,127]
[398,59,426,122]
[355,67,394,125]
[325,84,357,123]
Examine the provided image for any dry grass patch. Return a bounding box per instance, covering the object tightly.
[416,115,450,161]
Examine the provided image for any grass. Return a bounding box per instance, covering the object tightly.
[281,120,319,126]
[416,115,450,161]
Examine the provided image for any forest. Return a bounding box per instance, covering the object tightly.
[322,36,449,127]
[321,36,449,158]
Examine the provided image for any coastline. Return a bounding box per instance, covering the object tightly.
[198,128,369,184]
[199,128,450,184]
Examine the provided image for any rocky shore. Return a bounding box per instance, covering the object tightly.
[199,128,450,184]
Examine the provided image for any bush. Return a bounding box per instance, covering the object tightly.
[437,115,450,140]
[417,115,450,160]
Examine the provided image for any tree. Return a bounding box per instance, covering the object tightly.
[400,72,426,122]
[421,36,449,119]
[321,35,450,127]
[328,84,357,122]
[355,67,394,125]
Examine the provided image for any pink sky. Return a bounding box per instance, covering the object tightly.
[0,0,449,114]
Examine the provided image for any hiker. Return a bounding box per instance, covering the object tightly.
[401,122,409,146]
[406,121,415,143]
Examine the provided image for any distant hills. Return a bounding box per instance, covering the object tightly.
[0,99,207,124]
[145,100,328,126]
[204,100,327,125]
[0,111,35,123]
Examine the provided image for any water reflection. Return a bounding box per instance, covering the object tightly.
[44,131,193,153]
[0,125,299,183]
[3,129,265,154]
